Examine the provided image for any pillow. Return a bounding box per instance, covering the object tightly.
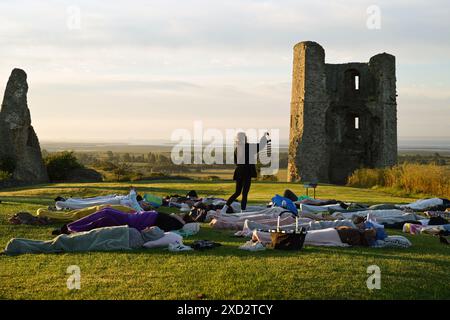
[141,226,165,242]
[183,223,200,234]
[142,232,183,249]
[143,194,163,208]
[374,236,412,248]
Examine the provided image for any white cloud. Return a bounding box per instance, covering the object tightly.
[0,0,449,142]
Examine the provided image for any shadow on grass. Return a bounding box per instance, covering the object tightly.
[3,226,447,266]
[4,243,448,267]
[0,197,53,205]
[1,184,233,199]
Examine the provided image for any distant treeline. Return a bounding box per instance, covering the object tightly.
[42,150,289,171]
[398,153,449,166]
[37,149,289,182]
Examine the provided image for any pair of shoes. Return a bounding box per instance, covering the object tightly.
[168,242,193,252]
[190,240,222,250]
[239,240,266,251]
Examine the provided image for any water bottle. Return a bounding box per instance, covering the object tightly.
[266,132,272,157]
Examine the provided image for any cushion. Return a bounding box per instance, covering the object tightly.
[142,232,183,249]
[182,222,200,234]
[374,236,412,248]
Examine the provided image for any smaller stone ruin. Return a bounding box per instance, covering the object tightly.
[0,68,49,184]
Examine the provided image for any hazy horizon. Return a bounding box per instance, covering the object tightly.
[40,136,450,147]
[1,0,449,143]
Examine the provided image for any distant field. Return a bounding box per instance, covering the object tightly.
[173,168,288,181]
[41,142,175,153]
[1,180,449,299]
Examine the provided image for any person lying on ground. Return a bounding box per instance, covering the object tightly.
[283,189,340,206]
[398,198,450,211]
[55,188,144,212]
[36,204,136,223]
[211,211,308,230]
[3,225,185,255]
[208,207,301,229]
[331,209,425,224]
[53,207,190,234]
[253,226,377,247]
[236,218,357,236]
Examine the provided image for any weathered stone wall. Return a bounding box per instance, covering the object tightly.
[369,53,398,167]
[288,42,397,184]
[288,41,329,182]
[0,69,49,184]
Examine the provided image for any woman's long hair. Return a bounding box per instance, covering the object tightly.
[235,132,247,164]
[235,132,247,146]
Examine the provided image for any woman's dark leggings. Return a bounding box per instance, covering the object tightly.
[226,176,252,210]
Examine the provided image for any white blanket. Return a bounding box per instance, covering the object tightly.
[239,219,355,237]
[399,198,443,211]
[300,203,343,214]
[331,209,424,225]
[252,228,349,247]
[209,207,294,230]
[304,228,350,247]
[56,190,142,211]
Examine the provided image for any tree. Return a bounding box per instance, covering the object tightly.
[122,153,131,162]
[93,160,118,171]
[147,153,156,164]
[44,151,83,181]
[106,151,114,161]
[113,162,132,181]
[135,154,144,162]
[156,154,170,165]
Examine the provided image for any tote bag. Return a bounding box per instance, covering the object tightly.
[269,215,307,250]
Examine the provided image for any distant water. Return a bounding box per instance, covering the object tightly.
[398,138,450,152]
[41,138,450,153]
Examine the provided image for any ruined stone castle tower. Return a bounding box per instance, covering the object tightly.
[288,41,397,184]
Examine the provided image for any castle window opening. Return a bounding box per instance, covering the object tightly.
[354,117,359,129]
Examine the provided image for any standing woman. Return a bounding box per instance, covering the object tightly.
[221,132,269,213]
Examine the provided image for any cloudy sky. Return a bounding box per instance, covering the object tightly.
[0,0,449,143]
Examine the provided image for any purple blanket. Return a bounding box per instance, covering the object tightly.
[67,208,158,233]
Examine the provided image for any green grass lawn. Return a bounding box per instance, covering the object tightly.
[0,180,449,299]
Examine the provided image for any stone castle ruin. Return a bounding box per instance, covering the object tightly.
[288,41,397,184]
[0,68,48,184]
